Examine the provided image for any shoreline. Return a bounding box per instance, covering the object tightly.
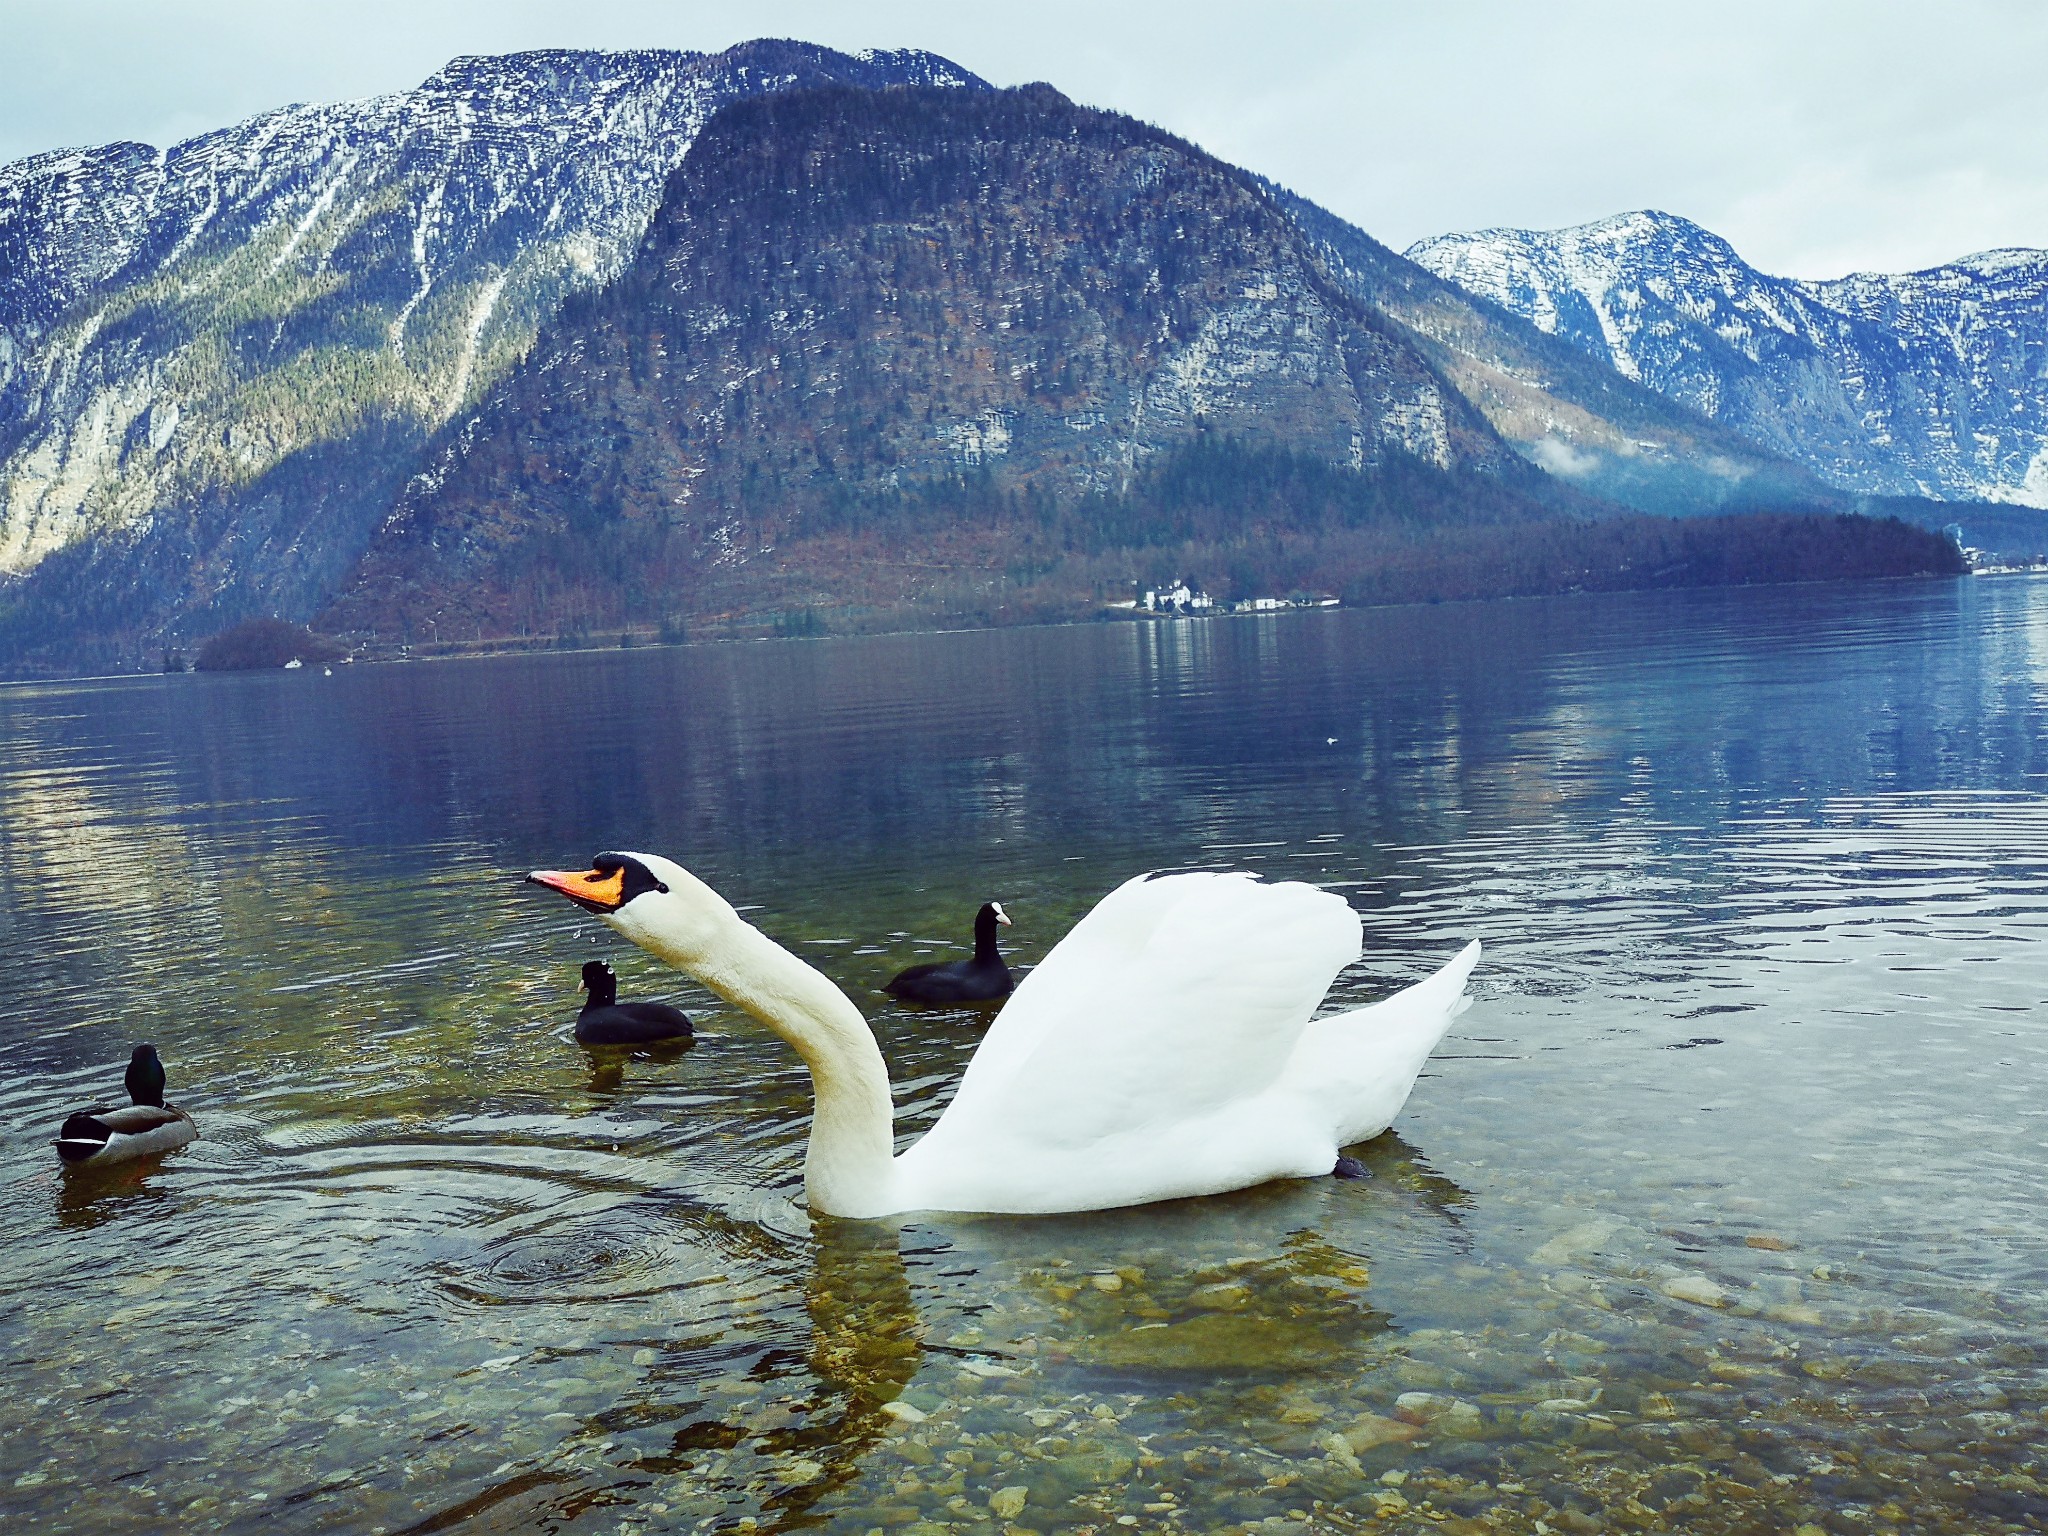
[5,564,2023,689]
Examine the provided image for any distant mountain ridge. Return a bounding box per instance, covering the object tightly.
[1407,211,2048,507]
[1274,192,1829,517]
[0,47,1976,673]
[0,41,984,661]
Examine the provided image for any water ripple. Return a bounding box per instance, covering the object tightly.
[6,582,2048,1532]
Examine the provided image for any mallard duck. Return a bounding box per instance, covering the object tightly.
[529,853,1477,1218]
[54,1044,197,1168]
[883,901,1014,1004]
[575,959,693,1045]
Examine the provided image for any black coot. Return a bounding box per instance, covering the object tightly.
[883,902,1014,1005]
[575,960,694,1045]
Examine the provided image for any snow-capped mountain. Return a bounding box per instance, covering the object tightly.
[1276,194,1827,518]
[1407,211,2048,506]
[0,49,1931,673]
[0,41,983,636]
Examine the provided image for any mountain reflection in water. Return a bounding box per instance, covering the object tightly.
[2,576,2046,1532]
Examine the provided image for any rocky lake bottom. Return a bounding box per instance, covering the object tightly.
[4,576,2045,1532]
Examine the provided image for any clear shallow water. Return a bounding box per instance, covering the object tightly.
[3,576,2046,1534]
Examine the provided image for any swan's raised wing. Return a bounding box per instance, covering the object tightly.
[927,871,1361,1151]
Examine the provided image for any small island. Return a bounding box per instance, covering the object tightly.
[193,618,346,671]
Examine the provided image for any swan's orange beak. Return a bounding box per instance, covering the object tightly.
[527,865,627,914]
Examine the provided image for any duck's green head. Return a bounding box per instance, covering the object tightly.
[125,1044,167,1107]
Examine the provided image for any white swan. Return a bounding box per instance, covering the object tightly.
[528,853,1479,1218]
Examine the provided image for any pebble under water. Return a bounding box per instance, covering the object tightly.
[3,576,2046,1533]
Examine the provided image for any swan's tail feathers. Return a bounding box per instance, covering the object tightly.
[1322,939,1481,1036]
[1290,939,1480,1149]
[1445,939,1482,1004]
[1413,939,1480,1047]
[1404,939,1482,1019]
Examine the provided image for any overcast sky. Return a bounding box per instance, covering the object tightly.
[4,0,2045,280]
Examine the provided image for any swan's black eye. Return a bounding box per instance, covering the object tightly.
[592,852,669,902]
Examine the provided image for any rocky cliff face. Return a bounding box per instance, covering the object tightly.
[325,84,1530,638]
[1408,211,2048,507]
[0,41,982,661]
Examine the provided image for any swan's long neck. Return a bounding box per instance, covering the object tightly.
[636,911,898,1217]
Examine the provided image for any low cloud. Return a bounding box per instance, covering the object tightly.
[1529,436,1602,478]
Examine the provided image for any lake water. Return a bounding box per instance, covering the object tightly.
[4,575,2046,1535]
